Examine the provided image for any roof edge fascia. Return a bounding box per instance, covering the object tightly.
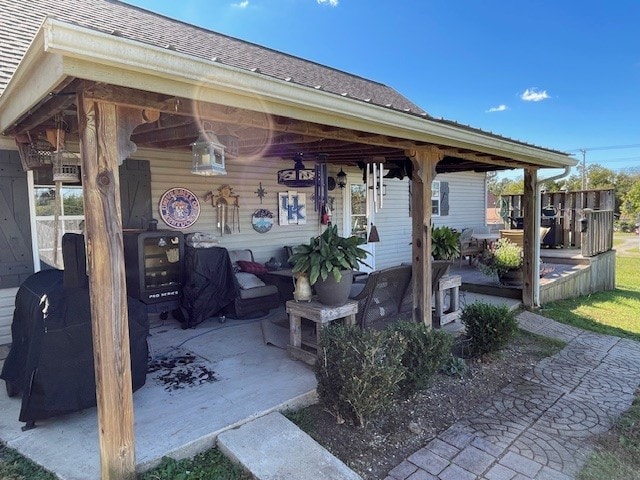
[0,23,67,135]
[6,19,575,169]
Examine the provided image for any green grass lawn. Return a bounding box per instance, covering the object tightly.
[542,239,640,480]
[541,253,640,340]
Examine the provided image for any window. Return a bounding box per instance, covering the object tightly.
[33,169,84,268]
[431,180,441,217]
[350,183,368,240]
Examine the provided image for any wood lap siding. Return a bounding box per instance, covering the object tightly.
[0,150,33,288]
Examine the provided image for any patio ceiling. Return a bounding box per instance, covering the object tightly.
[4,78,558,175]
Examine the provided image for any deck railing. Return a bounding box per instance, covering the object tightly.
[581,208,614,257]
[500,189,615,252]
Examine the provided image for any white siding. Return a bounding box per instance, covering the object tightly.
[366,172,487,269]
[0,288,18,345]
[432,171,487,231]
[373,178,413,269]
[133,149,333,265]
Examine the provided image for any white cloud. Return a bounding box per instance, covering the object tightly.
[521,88,550,102]
[317,0,339,6]
[232,0,249,8]
[486,104,508,113]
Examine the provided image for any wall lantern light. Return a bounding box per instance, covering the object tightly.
[191,128,227,176]
[336,168,347,189]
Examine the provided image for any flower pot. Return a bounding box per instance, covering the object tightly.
[314,270,354,306]
[499,269,523,286]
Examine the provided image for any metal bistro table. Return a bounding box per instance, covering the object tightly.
[285,298,358,365]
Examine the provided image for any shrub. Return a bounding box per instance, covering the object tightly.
[388,321,453,394]
[477,238,523,278]
[460,301,518,356]
[315,324,405,427]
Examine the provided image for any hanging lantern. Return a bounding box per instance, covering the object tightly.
[52,148,80,183]
[277,155,315,187]
[191,129,227,176]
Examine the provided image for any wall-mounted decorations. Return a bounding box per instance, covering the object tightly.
[251,209,274,233]
[278,191,306,225]
[204,184,240,235]
[254,182,267,204]
[159,187,201,229]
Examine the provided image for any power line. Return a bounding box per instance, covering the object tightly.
[567,143,640,153]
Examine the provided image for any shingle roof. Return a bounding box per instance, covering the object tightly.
[0,0,426,115]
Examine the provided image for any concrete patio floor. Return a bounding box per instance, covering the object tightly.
[0,307,317,480]
[0,290,522,480]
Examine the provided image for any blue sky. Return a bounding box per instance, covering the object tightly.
[125,0,640,176]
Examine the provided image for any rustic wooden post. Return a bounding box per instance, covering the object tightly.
[77,90,158,480]
[407,147,442,325]
[522,167,537,308]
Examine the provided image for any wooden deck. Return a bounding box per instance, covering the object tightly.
[451,248,615,305]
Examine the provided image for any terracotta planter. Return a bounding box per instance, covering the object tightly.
[314,270,354,306]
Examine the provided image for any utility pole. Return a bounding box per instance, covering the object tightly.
[580,149,587,190]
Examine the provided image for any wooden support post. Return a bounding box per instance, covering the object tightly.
[407,148,442,325]
[77,91,157,480]
[522,167,537,308]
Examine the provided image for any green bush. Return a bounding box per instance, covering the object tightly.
[460,301,518,356]
[388,321,453,394]
[315,324,405,427]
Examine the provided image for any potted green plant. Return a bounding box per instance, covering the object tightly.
[477,238,523,285]
[431,226,461,261]
[289,224,369,306]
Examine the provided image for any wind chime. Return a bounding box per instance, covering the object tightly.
[366,160,385,243]
[314,162,332,225]
[204,184,240,235]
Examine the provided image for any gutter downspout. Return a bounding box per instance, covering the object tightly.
[533,166,572,307]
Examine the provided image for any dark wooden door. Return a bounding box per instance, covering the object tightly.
[119,159,152,230]
[0,150,34,288]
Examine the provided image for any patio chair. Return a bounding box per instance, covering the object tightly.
[458,228,482,266]
[349,265,412,329]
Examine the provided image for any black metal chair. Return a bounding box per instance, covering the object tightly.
[349,265,412,329]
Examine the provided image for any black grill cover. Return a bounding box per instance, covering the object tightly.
[180,246,238,328]
[1,234,149,425]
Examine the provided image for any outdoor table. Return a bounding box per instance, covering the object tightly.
[472,232,500,250]
[285,298,358,365]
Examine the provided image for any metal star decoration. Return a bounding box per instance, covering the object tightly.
[254,182,267,204]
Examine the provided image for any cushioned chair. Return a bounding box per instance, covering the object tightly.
[226,249,281,318]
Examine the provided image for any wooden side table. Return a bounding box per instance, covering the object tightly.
[433,274,462,327]
[285,299,358,365]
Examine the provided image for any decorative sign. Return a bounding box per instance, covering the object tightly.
[251,209,274,233]
[159,187,200,229]
[278,191,306,225]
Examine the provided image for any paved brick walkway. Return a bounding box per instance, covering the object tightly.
[386,311,640,480]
